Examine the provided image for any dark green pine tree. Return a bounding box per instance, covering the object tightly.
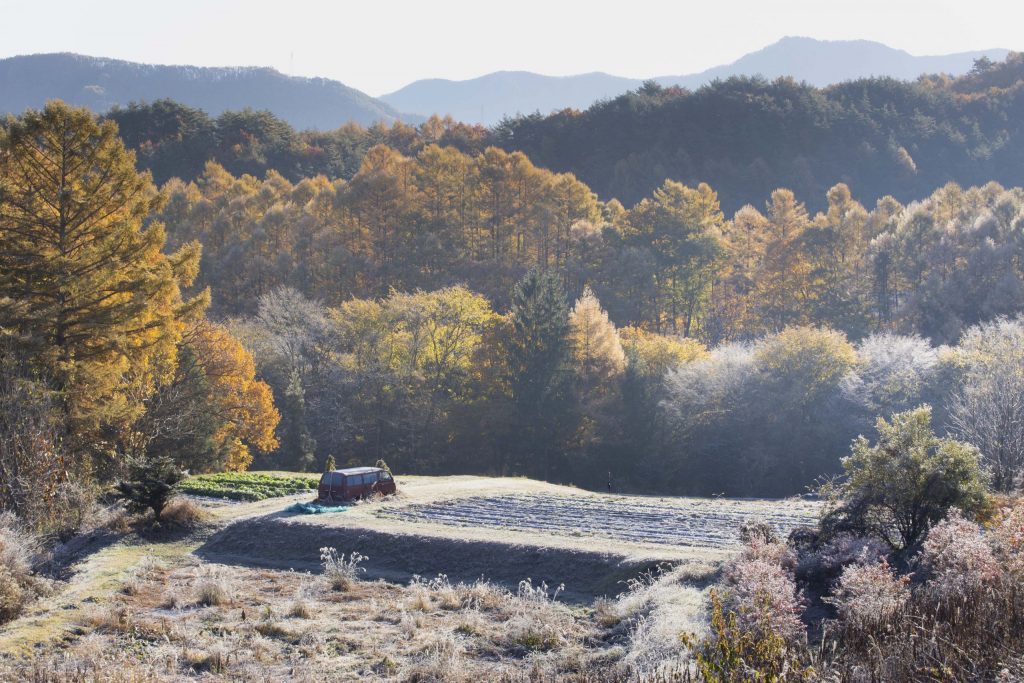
[505,269,573,479]
[280,370,316,472]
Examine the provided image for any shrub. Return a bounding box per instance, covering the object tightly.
[991,502,1024,579]
[738,518,778,546]
[320,547,365,591]
[720,542,804,643]
[684,590,812,682]
[194,567,232,607]
[501,579,577,654]
[920,510,1001,603]
[0,512,42,624]
[159,499,208,528]
[826,556,910,632]
[114,454,184,522]
[287,599,312,619]
[795,532,889,585]
[821,406,991,552]
[814,504,1024,680]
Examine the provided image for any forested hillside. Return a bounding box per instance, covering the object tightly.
[160,148,1024,345]
[497,53,1024,211]
[5,2,1024,675]
[103,53,1024,216]
[382,37,1009,126]
[153,143,1024,496]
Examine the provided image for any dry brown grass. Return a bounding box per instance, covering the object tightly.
[0,511,44,624]
[0,536,714,682]
[194,566,233,607]
[159,498,208,528]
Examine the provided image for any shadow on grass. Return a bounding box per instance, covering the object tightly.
[195,513,689,603]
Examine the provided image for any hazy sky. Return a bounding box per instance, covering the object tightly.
[0,0,1019,95]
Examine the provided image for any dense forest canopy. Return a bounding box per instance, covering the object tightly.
[496,53,1024,211]
[5,83,1024,521]
[148,143,1024,497]
[104,52,1024,214]
[155,147,1024,347]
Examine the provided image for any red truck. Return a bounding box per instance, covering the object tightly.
[317,467,396,503]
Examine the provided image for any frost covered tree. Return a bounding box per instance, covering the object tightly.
[840,333,939,425]
[948,318,1024,492]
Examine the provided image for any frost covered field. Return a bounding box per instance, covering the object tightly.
[378,493,821,548]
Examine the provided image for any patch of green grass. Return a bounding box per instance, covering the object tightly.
[177,472,318,501]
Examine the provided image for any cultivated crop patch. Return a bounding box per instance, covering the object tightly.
[177,472,317,501]
[379,494,820,548]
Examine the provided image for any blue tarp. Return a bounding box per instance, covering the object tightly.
[285,501,348,514]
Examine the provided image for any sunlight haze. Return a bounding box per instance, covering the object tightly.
[0,0,1018,94]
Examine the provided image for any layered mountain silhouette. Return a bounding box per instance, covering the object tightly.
[0,53,418,129]
[382,37,1010,125]
[1,39,1012,130]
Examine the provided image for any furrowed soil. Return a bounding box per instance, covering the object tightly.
[198,476,820,600]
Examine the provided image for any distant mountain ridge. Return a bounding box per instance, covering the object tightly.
[0,53,419,130]
[382,37,1011,125]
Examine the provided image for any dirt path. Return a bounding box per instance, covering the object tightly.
[0,491,312,657]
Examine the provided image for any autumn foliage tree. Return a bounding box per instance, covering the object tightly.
[0,102,208,475]
[568,287,626,388]
[139,321,279,472]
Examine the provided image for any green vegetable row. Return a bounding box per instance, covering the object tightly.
[177,472,318,501]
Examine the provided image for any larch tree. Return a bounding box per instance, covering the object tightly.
[567,286,626,460]
[0,102,207,464]
[625,180,725,336]
[568,286,626,389]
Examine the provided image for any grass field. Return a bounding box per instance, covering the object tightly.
[176,471,318,501]
[0,475,822,680]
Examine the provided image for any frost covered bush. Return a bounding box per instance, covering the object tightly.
[720,540,804,643]
[194,566,233,607]
[503,578,577,653]
[738,518,778,546]
[991,502,1024,579]
[0,512,43,623]
[814,505,1024,681]
[826,556,909,632]
[920,510,1000,603]
[686,538,810,681]
[795,532,889,584]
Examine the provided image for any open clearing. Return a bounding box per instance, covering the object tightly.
[196,476,820,601]
[0,475,822,680]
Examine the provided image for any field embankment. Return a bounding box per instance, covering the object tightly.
[197,475,819,600]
